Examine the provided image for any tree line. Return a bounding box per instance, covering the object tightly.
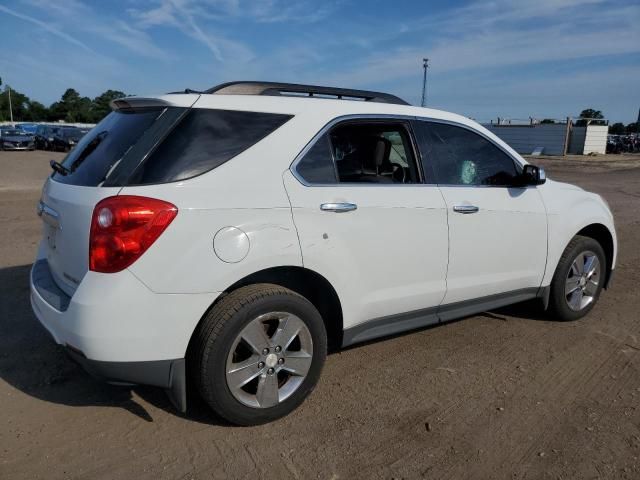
[0,78,125,124]
[1,77,638,134]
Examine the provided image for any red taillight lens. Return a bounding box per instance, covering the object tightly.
[89,195,178,273]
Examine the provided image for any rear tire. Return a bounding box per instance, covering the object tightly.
[190,284,327,425]
[547,235,606,321]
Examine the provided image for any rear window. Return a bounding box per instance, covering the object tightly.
[52,108,165,186]
[127,109,292,184]
[52,107,292,186]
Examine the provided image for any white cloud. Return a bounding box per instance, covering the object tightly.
[318,1,640,88]
[0,4,93,52]
[127,0,338,63]
[14,0,170,60]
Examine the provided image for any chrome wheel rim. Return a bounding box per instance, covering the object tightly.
[565,250,601,311]
[225,312,313,409]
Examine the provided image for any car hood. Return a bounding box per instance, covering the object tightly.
[544,178,585,192]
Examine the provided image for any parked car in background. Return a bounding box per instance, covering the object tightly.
[51,127,86,152]
[34,125,59,150]
[0,127,35,150]
[607,134,640,154]
[15,123,38,135]
[31,81,617,425]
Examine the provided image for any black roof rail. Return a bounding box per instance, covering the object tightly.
[203,81,410,105]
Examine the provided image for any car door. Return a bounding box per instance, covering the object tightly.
[283,117,449,337]
[413,119,548,307]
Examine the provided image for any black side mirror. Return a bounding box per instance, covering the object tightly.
[521,164,546,186]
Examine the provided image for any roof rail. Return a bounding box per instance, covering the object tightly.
[203,81,410,105]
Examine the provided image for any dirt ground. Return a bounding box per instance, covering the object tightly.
[1,150,640,480]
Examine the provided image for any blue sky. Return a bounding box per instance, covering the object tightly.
[0,0,639,123]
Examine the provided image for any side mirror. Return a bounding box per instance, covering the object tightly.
[521,164,546,186]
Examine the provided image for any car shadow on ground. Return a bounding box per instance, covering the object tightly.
[0,263,233,426]
[1,263,551,425]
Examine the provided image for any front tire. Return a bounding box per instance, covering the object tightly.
[190,284,327,425]
[547,235,606,321]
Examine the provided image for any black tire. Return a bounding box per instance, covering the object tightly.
[547,235,606,321]
[190,283,327,426]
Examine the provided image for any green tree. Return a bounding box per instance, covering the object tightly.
[47,88,93,122]
[0,83,130,123]
[0,85,33,122]
[576,108,605,126]
[26,100,47,121]
[540,118,556,124]
[609,122,626,135]
[627,122,639,134]
[90,89,126,122]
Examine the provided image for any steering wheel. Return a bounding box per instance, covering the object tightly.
[391,163,406,183]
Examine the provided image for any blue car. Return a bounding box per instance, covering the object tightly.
[0,127,35,150]
[15,123,38,135]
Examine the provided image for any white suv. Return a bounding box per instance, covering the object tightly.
[31,82,616,425]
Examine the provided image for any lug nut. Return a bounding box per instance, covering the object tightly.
[275,346,282,353]
[258,362,265,369]
[267,368,275,375]
[278,358,284,364]
[262,348,269,355]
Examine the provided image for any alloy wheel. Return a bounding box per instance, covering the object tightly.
[565,250,601,311]
[225,312,313,408]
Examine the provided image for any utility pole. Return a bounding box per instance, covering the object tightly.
[420,58,429,107]
[8,86,13,124]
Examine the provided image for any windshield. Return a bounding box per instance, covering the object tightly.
[17,124,37,133]
[52,108,167,186]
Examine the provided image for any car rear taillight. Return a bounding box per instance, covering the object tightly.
[89,196,177,273]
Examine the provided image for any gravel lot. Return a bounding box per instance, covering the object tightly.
[1,150,640,479]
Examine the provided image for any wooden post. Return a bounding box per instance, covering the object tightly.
[563,117,572,156]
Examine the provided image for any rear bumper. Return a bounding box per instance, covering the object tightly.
[64,347,187,411]
[30,254,219,361]
[29,253,219,410]
[64,345,177,387]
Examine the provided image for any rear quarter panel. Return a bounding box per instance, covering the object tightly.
[120,114,312,294]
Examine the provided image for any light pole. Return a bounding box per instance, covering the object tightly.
[420,58,429,107]
[8,86,13,124]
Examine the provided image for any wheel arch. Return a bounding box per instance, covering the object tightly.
[188,266,344,352]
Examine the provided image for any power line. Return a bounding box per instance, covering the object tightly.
[420,58,429,107]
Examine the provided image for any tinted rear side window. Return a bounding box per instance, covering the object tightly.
[296,134,337,184]
[129,109,292,184]
[52,109,164,186]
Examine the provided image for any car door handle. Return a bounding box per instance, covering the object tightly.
[453,205,479,214]
[320,202,358,213]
